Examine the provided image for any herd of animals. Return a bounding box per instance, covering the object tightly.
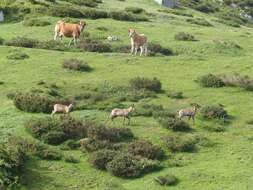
[52,19,200,125]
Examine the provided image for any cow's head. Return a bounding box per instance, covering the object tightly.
[128,28,136,38]
[79,21,87,32]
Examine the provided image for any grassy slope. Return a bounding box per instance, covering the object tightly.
[0,0,253,190]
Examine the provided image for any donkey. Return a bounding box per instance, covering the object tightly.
[128,28,148,56]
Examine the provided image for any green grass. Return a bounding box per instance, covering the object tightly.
[1,0,253,189]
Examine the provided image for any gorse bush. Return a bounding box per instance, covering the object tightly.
[62,59,92,72]
[64,154,80,163]
[186,18,212,26]
[167,90,184,99]
[109,11,148,22]
[197,74,225,88]
[175,32,196,41]
[159,117,191,132]
[155,174,178,186]
[89,149,117,170]
[148,43,174,56]
[5,37,39,48]
[200,105,228,120]
[195,2,219,13]
[23,18,51,26]
[14,93,53,113]
[130,77,162,92]
[163,134,197,152]
[125,7,145,14]
[127,140,164,160]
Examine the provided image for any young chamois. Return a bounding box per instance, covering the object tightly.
[128,28,148,56]
[178,104,201,125]
[51,103,74,115]
[109,106,135,125]
[54,20,86,46]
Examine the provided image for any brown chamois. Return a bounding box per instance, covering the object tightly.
[109,106,135,125]
[51,103,74,115]
[178,104,201,124]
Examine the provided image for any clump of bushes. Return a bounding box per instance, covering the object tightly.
[64,154,80,163]
[13,92,53,113]
[130,77,162,92]
[62,59,92,72]
[163,134,197,152]
[6,50,29,60]
[125,7,145,14]
[127,140,164,160]
[195,2,219,13]
[23,17,51,27]
[200,105,228,120]
[197,74,225,88]
[148,42,174,56]
[5,37,39,48]
[174,32,196,41]
[167,90,183,99]
[109,11,148,22]
[158,9,193,17]
[186,18,212,27]
[154,174,179,186]
[89,149,117,169]
[159,117,191,132]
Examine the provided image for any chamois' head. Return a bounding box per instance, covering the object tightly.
[128,28,136,38]
[79,20,87,32]
[129,105,135,112]
[68,103,74,110]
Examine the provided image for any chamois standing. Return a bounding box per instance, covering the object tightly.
[178,104,201,124]
[51,103,74,115]
[109,106,135,125]
[54,20,86,46]
[128,28,148,56]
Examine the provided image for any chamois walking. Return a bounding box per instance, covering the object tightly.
[109,106,135,125]
[51,103,74,115]
[178,104,201,124]
[128,28,148,56]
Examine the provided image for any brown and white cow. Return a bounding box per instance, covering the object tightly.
[54,20,86,46]
[128,28,148,56]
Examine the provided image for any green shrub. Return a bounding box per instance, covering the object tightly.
[14,93,53,113]
[127,140,164,160]
[48,6,84,18]
[155,174,178,186]
[200,105,228,120]
[159,118,191,132]
[61,139,80,150]
[109,11,148,22]
[6,50,29,60]
[64,154,80,163]
[5,37,39,48]
[36,148,62,160]
[195,2,218,13]
[197,74,225,88]
[175,32,196,41]
[82,8,108,19]
[42,131,67,145]
[0,37,4,45]
[62,59,92,72]
[149,43,173,56]
[125,7,145,14]
[163,134,197,152]
[167,91,183,99]
[186,18,212,27]
[23,18,51,26]
[78,38,112,52]
[80,138,113,152]
[130,77,162,92]
[89,149,117,170]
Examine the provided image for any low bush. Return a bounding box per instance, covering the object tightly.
[159,118,191,132]
[5,37,39,48]
[64,155,80,163]
[130,77,162,92]
[200,105,228,120]
[14,93,53,113]
[148,43,173,56]
[36,148,62,160]
[109,11,148,22]
[127,140,164,160]
[89,149,117,170]
[106,153,159,178]
[80,138,113,152]
[62,59,92,72]
[78,38,112,52]
[197,74,225,88]
[174,32,196,41]
[186,18,212,27]
[154,174,178,186]
[167,91,183,99]
[23,18,51,26]
[195,2,218,13]
[158,9,193,17]
[61,139,80,150]
[6,50,29,60]
[163,134,197,152]
[42,131,67,145]
[47,6,84,18]
[125,7,145,14]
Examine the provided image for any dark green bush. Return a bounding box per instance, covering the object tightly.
[82,9,108,19]
[42,131,67,145]
[89,149,117,170]
[109,11,148,22]
[6,50,29,60]
[5,37,39,48]
[149,43,174,56]
[14,93,53,113]
[163,134,197,152]
[125,7,145,14]
[36,148,62,160]
[128,140,164,160]
[48,6,84,18]
[80,138,113,152]
[159,118,191,132]
[23,18,51,26]
[155,174,178,186]
[62,59,92,72]
[175,32,196,41]
[197,74,225,88]
[130,77,162,92]
[200,105,228,120]
[64,155,80,163]
[61,139,80,150]
[167,91,183,99]
[186,18,212,27]
[195,2,218,13]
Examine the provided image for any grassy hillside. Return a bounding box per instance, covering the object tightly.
[0,0,253,190]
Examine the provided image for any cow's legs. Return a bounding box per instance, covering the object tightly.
[68,38,74,47]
